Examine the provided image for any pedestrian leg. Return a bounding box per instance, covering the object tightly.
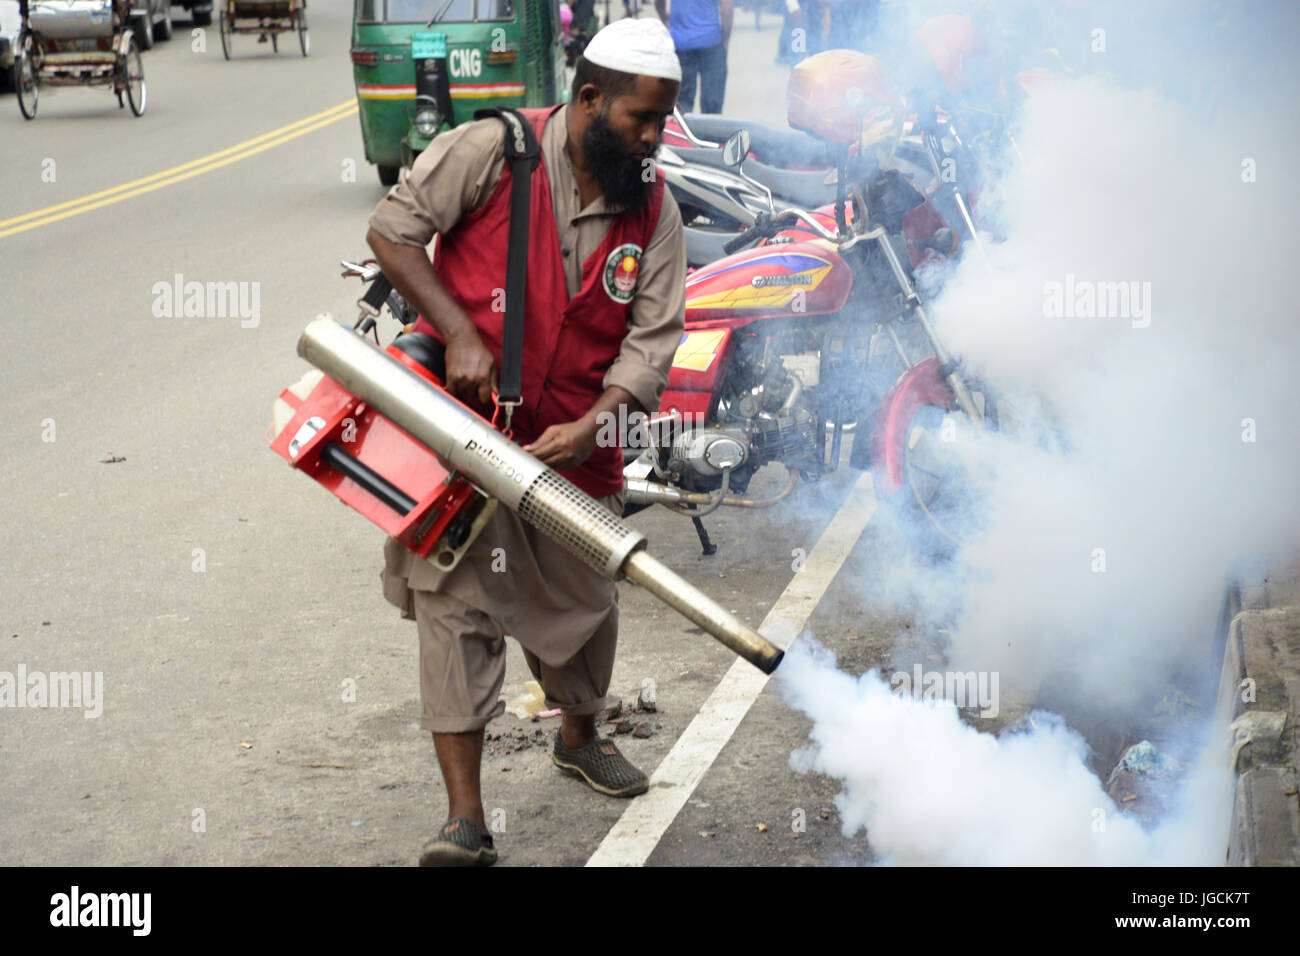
[676,47,700,113]
[699,42,728,113]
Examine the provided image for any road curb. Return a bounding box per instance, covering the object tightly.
[1213,558,1300,866]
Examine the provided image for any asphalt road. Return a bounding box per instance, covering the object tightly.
[0,5,967,867]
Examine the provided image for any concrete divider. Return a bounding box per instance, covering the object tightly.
[1214,558,1300,866]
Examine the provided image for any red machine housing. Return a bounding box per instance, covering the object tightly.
[269,342,485,561]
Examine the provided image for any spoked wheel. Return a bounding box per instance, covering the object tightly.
[122,37,146,116]
[219,10,232,59]
[889,388,1007,562]
[16,37,38,119]
[270,29,278,52]
[296,4,308,56]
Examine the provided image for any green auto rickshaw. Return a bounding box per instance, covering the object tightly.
[351,0,568,186]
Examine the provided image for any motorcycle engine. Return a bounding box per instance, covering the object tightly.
[668,359,823,491]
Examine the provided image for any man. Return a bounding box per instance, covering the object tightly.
[654,0,733,114]
[365,18,686,867]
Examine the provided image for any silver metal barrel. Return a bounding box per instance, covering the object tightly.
[28,0,116,39]
[297,318,784,674]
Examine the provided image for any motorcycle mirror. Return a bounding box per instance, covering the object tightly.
[721,129,751,168]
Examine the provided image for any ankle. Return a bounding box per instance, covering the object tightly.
[446,804,486,827]
[561,716,597,749]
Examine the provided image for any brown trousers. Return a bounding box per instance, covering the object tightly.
[381,492,624,733]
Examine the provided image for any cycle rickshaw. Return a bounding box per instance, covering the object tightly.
[14,0,146,118]
[219,0,308,59]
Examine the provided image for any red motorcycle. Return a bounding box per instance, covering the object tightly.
[624,50,1007,559]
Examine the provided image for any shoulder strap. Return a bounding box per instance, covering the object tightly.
[473,108,541,413]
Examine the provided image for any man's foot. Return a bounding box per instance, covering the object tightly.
[418,817,498,867]
[551,729,649,797]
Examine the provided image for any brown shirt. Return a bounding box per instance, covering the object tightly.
[368,104,686,416]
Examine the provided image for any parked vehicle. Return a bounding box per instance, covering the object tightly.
[130,0,172,49]
[218,0,307,59]
[623,52,1007,559]
[1,0,21,89]
[15,0,146,117]
[350,0,566,186]
[170,0,211,26]
[662,108,940,267]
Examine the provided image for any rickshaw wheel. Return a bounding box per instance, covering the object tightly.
[123,38,146,116]
[297,6,308,56]
[16,37,38,120]
[219,11,232,59]
[271,30,277,52]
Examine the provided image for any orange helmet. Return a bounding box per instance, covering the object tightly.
[787,50,902,146]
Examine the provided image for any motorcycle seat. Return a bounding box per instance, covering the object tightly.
[680,113,835,169]
[669,146,837,212]
[683,226,737,268]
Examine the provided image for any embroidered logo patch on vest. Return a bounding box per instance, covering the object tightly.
[602,244,643,303]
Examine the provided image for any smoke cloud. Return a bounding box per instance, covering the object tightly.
[778,0,1300,863]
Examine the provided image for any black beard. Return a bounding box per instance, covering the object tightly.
[581,108,656,213]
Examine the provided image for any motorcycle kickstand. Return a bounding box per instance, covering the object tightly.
[692,516,717,557]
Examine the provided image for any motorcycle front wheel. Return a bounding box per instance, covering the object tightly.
[885,390,1008,563]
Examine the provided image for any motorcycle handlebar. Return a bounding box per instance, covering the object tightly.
[361,274,393,313]
[723,228,766,256]
[721,207,840,256]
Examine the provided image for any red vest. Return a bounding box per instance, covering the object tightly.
[414,105,663,498]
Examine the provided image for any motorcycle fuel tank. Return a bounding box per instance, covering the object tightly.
[683,240,853,325]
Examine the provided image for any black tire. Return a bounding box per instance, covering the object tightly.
[377,164,400,186]
[884,388,1007,562]
[16,39,38,120]
[153,11,174,41]
[194,9,212,26]
[219,10,231,58]
[134,17,154,50]
[270,30,277,52]
[297,4,308,56]
[123,38,146,116]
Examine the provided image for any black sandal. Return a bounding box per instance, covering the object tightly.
[418,817,498,867]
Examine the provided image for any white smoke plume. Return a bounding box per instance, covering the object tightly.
[782,641,1233,865]
[778,0,1300,863]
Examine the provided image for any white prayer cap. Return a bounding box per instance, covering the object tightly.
[582,17,682,83]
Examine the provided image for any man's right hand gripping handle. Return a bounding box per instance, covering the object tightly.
[366,228,499,408]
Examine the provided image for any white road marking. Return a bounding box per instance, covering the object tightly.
[587,471,878,866]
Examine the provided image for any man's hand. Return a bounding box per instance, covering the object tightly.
[365,227,496,405]
[522,385,643,471]
[443,327,497,408]
[522,418,601,471]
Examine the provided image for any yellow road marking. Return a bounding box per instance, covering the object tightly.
[0,99,358,240]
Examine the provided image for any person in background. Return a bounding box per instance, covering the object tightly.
[654,0,734,114]
[827,0,878,52]
[777,0,824,66]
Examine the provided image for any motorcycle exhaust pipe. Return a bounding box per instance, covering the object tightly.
[297,317,784,674]
[626,474,800,509]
